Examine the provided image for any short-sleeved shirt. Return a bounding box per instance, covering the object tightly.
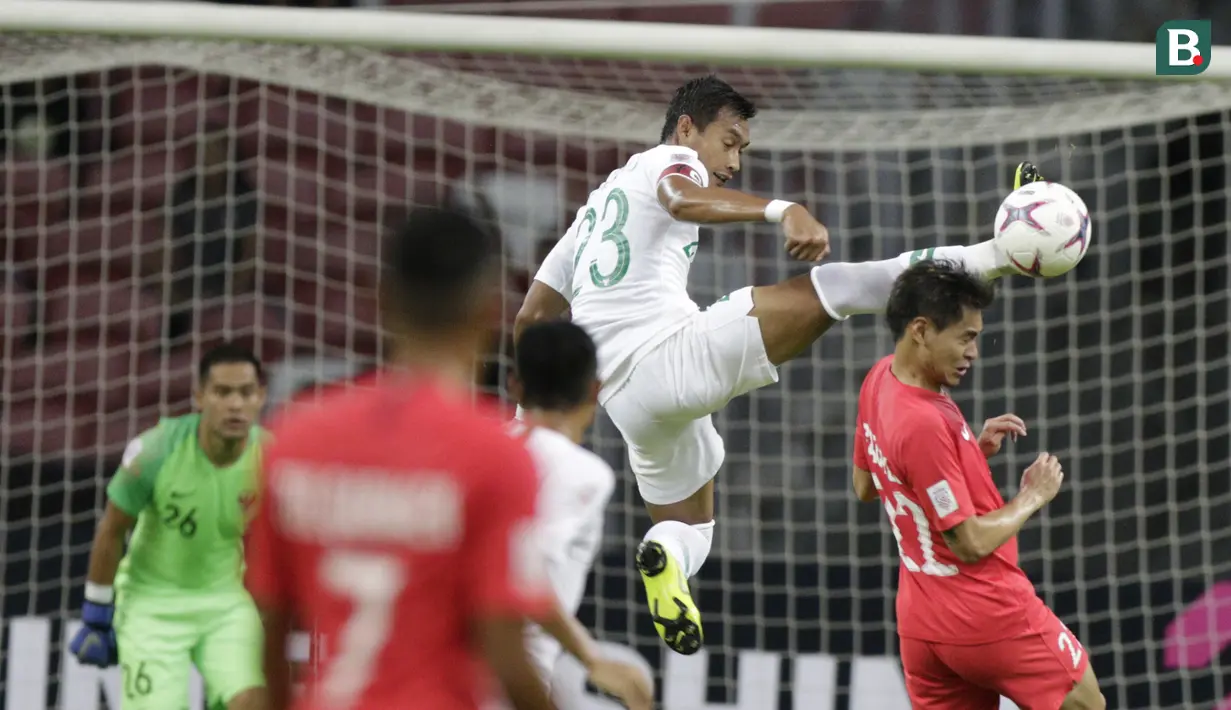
[534,144,710,399]
[244,375,552,710]
[108,414,264,605]
[854,355,1042,645]
[510,423,616,678]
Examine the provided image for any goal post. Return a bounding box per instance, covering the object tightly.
[0,3,1228,709]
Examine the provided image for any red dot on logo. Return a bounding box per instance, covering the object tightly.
[1194,54,1205,65]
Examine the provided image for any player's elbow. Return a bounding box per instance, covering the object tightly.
[942,522,991,564]
[97,502,136,542]
[514,302,554,343]
[852,469,878,502]
[514,285,570,344]
[661,192,691,220]
[657,179,704,221]
[947,541,985,565]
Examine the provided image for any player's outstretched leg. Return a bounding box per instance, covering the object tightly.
[759,162,1048,363]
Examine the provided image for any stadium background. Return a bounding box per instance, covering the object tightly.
[1,0,1228,708]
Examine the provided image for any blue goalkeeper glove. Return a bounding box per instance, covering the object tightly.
[69,590,118,668]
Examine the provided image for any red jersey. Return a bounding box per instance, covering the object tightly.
[853,355,1043,645]
[245,376,553,710]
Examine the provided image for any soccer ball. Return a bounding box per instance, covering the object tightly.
[993,181,1092,278]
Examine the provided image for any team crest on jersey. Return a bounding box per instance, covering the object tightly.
[658,163,704,187]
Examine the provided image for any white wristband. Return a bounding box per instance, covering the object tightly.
[84,582,114,605]
[764,199,795,223]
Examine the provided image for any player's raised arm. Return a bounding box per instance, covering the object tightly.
[656,175,829,262]
[941,453,1064,564]
[901,416,1062,564]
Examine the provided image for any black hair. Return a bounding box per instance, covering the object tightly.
[198,343,264,384]
[885,259,996,337]
[383,206,499,333]
[659,75,758,143]
[515,321,598,411]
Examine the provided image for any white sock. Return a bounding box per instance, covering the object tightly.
[644,520,713,578]
[895,242,1005,279]
[810,241,1005,320]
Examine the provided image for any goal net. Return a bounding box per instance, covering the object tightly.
[2,5,1229,709]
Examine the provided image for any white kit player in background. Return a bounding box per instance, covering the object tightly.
[516,75,1027,656]
[508,321,653,710]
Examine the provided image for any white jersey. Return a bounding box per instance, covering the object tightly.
[510,423,617,680]
[534,144,710,399]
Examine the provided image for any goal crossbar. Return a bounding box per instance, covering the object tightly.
[3,2,1231,150]
[3,0,1231,80]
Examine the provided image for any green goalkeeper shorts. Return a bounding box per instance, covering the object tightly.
[114,595,265,709]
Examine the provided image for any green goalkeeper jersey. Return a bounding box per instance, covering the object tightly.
[108,414,265,601]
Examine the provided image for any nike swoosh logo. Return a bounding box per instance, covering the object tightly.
[168,491,191,499]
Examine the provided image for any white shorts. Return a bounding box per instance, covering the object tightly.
[603,287,778,505]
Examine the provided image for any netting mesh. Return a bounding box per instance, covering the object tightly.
[1,34,1229,710]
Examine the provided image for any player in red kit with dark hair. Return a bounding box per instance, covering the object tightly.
[853,259,1105,710]
[245,207,557,710]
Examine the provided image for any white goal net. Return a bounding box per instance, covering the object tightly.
[1,6,1229,710]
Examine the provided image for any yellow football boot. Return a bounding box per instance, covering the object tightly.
[636,540,703,655]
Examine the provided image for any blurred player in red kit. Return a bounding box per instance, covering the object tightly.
[852,259,1105,710]
[245,207,557,710]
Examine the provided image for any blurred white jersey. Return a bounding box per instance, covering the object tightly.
[533,144,711,400]
[511,423,617,681]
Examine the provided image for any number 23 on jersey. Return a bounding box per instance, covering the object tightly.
[573,187,631,290]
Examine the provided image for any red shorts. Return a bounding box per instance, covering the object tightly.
[899,605,1089,710]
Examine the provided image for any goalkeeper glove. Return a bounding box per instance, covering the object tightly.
[1013,161,1044,190]
[69,587,118,668]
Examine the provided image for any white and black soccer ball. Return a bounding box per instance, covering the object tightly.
[993,181,1092,278]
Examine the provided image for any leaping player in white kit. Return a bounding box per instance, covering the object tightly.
[516,75,1039,655]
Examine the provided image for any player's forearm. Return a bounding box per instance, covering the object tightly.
[85,508,133,590]
[945,491,1046,563]
[477,616,557,710]
[538,603,598,670]
[86,535,124,588]
[661,185,778,224]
